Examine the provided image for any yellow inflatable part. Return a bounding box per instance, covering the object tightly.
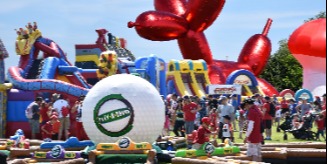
[56,75,71,84]
[96,142,151,151]
[16,29,42,55]
[76,55,100,65]
[96,51,118,80]
[0,145,6,150]
[0,83,12,91]
[167,60,192,96]
[243,85,253,97]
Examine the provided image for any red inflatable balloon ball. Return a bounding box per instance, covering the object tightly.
[289,18,326,58]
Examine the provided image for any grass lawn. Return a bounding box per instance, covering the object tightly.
[232,121,324,144]
[170,120,326,144]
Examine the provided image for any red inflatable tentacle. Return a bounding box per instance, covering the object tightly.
[128,11,188,41]
[34,42,61,58]
[257,77,279,96]
[185,0,226,32]
[237,19,273,76]
[154,0,187,17]
[178,31,213,64]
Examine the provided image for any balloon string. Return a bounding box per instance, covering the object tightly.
[262,18,273,36]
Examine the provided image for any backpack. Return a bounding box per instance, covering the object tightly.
[269,103,276,117]
[25,102,35,119]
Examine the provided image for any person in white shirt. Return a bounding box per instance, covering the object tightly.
[218,96,234,140]
[53,97,70,140]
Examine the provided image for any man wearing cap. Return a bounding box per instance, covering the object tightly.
[243,99,263,162]
[183,96,200,135]
[217,96,234,140]
[296,98,312,117]
[262,96,274,140]
[193,117,212,149]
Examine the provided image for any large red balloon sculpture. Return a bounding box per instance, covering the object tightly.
[128,0,279,96]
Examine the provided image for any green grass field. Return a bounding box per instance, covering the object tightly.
[170,120,326,144]
[232,121,323,144]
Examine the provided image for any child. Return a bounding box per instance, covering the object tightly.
[222,115,233,143]
[238,109,246,139]
[41,115,60,140]
[316,115,326,141]
[193,117,211,150]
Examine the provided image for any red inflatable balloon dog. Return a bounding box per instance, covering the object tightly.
[128,0,279,96]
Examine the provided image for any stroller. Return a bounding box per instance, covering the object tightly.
[279,113,317,140]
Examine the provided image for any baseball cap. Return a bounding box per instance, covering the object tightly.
[264,96,271,100]
[183,96,190,100]
[243,98,255,104]
[202,117,211,125]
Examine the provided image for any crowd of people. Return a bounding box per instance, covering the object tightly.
[163,93,327,162]
[25,93,88,141]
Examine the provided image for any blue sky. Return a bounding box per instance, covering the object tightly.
[0,0,326,71]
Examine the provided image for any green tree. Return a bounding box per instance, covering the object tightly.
[261,12,326,92]
[305,11,326,22]
[260,40,303,92]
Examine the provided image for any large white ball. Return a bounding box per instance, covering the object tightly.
[82,74,165,144]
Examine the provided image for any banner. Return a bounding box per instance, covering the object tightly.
[207,85,242,95]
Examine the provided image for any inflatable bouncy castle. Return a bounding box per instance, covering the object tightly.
[129,0,279,96]
[289,18,326,97]
[8,23,90,100]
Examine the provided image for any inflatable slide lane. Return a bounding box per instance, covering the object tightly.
[167,60,211,97]
[8,26,90,99]
[188,60,211,98]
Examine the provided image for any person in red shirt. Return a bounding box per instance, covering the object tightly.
[193,117,211,149]
[41,115,60,140]
[183,96,200,135]
[316,114,326,141]
[281,97,289,114]
[262,96,274,140]
[40,101,51,125]
[244,98,263,162]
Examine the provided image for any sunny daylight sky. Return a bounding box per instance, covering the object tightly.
[0,0,326,71]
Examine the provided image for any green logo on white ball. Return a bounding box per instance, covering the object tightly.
[94,94,134,137]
